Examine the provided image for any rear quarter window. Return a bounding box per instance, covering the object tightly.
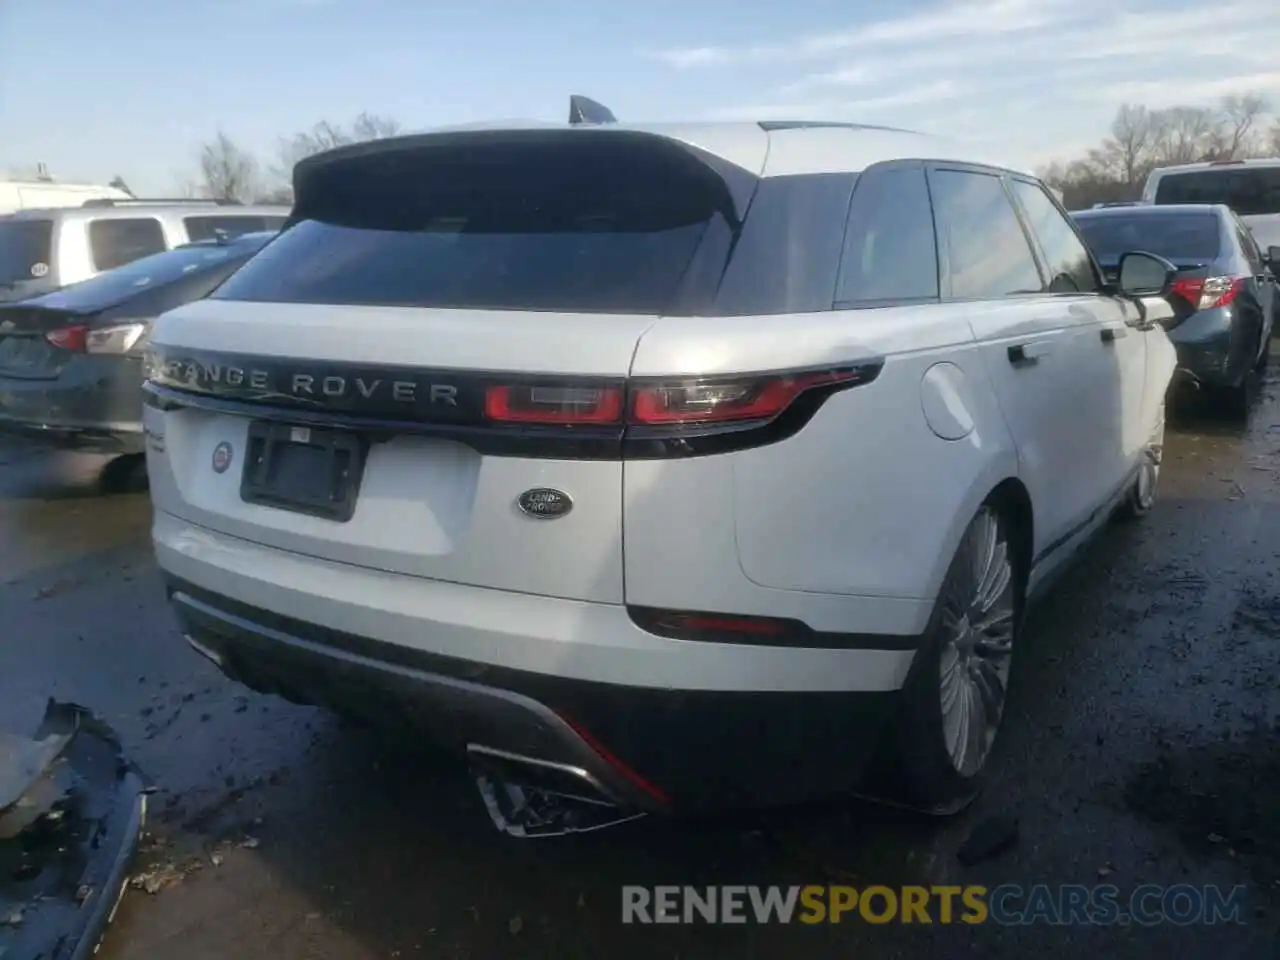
[711,173,857,315]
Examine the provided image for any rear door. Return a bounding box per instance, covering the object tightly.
[144,131,745,605]
[927,165,1110,558]
[1006,176,1147,502]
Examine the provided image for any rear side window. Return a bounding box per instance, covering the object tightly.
[1154,167,1280,215]
[89,218,166,271]
[835,165,938,305]
[216,137,727,315]
[711,173,855,315]
[0,218,53,285]
[929,170,1044,299]
[1007,179,1099,293]
[184,215,286,242]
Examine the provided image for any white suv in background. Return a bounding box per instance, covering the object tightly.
[0,199,288,302]
[142,113,1178,827]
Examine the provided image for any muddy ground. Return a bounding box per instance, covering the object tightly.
[2,379,1279,959]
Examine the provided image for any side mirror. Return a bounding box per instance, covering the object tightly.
[1117,250,1177,296]
[1266,245,1280,267]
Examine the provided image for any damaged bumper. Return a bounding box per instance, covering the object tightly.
[0,701,145,959]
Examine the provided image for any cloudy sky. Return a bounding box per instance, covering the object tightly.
[2,0,1279,194]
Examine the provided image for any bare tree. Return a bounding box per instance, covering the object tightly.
[276,112,402,177]
[198,130,261,203]
[1204,94,1271,160]
[1101,104,1158,188]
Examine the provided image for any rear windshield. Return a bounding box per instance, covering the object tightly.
[1154,167,1280,216]
[0,218,54,287]
[38,233,271,311]
[1074,213,1221,264]
[215,138,723,315]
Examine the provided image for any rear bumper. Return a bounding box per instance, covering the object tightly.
[1167,307,1251,388]
[169,579,899,810]
[0,356,144,453]
[155,512,916,810]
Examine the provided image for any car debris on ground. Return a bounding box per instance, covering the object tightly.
[0,701,145,960]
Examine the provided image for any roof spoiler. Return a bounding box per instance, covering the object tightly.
[568,95,617,125]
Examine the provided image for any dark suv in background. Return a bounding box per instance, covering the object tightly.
[1072,203,1277,416]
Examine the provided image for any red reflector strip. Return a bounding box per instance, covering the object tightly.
[655,613,787,636]
[556,712,669,806]
[631,368,864,425]
[45,325,88,352]
[484,384,623,424]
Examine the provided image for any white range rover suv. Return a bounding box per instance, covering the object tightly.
[142,111,1178,823]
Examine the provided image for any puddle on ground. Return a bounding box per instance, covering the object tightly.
[1124,727,1280,891]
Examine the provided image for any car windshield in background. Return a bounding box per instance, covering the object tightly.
[1074,213,1220,264]
[0,218,54,287]
[37,232,272,311]
[1154,167,1280,215]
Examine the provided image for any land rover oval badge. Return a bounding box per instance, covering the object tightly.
[517,488,572,519]
[211,441,234,474]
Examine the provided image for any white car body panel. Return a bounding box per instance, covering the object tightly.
[145,120,1177,701]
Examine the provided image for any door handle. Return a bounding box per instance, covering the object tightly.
[1100,324,1127,343]
[1008,340,1054,365]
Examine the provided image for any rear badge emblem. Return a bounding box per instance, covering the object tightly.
[211,441,234,474]
[517,488,573,519]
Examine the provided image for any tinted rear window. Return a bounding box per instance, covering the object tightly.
[1074,213,1221,263]
[216,139,725,315]
[1154,167,1280,216]
[0,219,53,286]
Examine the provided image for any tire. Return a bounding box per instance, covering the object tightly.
[893,503,1022,815]
[1209,339,1264,420]
[1119,451,1160,521]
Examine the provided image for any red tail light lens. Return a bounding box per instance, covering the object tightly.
[630,369,867,425]
[484,384,624,424]
[45,325,88,352]
[1170,276,1245,311]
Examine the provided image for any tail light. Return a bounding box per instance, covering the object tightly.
[45,323,149,356]
[484,384,623,424]
[630,369,866,425]
[481,365,878,428]
[1170,276,1245,311]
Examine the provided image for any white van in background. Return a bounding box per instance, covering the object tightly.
[1142,159,1280,251]
[0,180,133,215]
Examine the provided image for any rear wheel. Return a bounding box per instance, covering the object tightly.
[894,503,1021,814]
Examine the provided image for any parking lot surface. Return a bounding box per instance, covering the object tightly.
[2,378,1279,959]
